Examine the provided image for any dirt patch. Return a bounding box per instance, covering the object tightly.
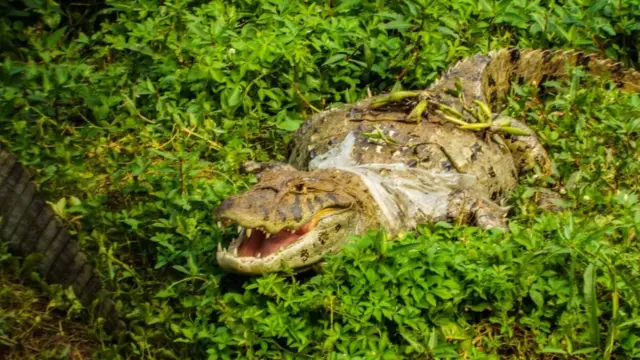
[0,269,99,360]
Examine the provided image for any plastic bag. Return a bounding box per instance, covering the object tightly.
[309,132,478,232]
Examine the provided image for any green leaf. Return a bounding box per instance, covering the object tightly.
[156,288,176,298]
[173,265,191,275]
[227,86,243,107]
[383,20,412,31]
[323,54,346,66]
[398,327,425,352]
[432,287,452,300]
[572,347,598,354]
[530,289,544,308]
[124,218,142,231]
[187,255,199,275]
[49,198,67,217]
[387,242,421,256]
[542,347,567,354]
[182,328,195,340]
[46,26,67,48]
[77,32,89,44]
[277,118,302,131]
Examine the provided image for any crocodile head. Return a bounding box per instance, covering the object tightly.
[215,165,372,274]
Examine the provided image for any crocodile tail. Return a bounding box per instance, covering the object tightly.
[482,48,640,110]
[0,149,121,329]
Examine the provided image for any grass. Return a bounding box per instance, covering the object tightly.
[0,246,99,359]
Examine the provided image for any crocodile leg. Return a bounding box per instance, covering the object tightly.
[447,190,508,229]
[496,116,552,176]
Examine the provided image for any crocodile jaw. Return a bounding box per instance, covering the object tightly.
[216,211,359,274]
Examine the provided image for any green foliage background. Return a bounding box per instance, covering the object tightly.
[1,0,640,358]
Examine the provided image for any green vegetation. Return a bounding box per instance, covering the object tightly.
[1,0,640,358]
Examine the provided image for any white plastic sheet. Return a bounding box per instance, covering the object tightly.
[309,132,478,232]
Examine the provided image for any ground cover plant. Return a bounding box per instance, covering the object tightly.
[1,0,640,358]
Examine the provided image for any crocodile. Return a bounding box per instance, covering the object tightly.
[1,49,638,313]
[215,48,640,275]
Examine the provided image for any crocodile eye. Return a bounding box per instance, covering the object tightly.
[294,183,307,193]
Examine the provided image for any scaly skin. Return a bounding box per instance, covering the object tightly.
[216,49,640,275]
[216,167,379,273]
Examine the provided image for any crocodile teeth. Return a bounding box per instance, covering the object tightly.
[256,252,262,258]
[217,243,222,252]
[237,225,242,233]
[246,228,252,238]
[217,221,222,228]
[233,247,238,257]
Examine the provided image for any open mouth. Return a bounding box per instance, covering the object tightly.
[218,208,340,259]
